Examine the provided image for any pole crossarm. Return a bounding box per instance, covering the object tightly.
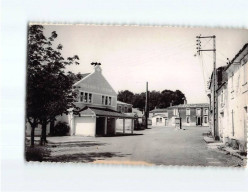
[199,49,216,52]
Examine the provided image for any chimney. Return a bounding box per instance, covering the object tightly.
[92,62,102,73]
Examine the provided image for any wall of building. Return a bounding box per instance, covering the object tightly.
[226,58,248,150]
[116,118,133,130]
[73,66,117,111]
[150,106,209,127]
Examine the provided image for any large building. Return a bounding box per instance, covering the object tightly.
[208,43,248,152]
[150,103,209,127]
[26,64,135,137]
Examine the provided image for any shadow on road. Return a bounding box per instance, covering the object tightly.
[102,132,143,137]
[46,152,130,163]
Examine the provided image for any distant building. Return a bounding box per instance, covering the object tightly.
[150,103,209,127]
[117,101,132,113]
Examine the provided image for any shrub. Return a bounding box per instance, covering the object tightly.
[25,146,50,162]
[54,122,70,136]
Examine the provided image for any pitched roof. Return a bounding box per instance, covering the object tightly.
[117,100,132,106]
[78,106,135,119]
[73,73,92,86]
[169,103,209,108]
[150,103,209,113]
[226,43,248,71]
[152,113,167,118]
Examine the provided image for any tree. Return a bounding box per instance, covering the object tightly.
[117,90,134,104]
[27,25,80,146]
[117,89,186,112]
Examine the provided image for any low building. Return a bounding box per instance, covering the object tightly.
[150,103,209,127]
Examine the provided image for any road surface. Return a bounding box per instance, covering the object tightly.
[45,126,243,167]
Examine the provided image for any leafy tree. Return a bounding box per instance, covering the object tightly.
[27,25,80,146]
[117,89,186,111]
[117,90,134,104]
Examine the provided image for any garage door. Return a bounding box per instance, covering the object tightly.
[74,116,95,136]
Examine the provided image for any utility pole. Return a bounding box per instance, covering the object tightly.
[145,82,149,129]
[196,35,218,140]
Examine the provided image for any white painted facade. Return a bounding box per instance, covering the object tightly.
[225,46,248,151]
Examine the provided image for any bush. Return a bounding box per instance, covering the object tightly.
[25,146,50,162]
[54,122,70,136]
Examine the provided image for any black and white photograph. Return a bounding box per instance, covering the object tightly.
[25,24,247,167]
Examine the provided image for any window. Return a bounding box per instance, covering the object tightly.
[124,107,128,113]
[243,63,247,84]
[156,118,159,122]
[221,90,224,104]
[88,93,92,103]
[108,97,112,105]
[186,116,190,123]
[160,118,162,122]
[84,93,88,102]
[105,96,108,105]
[79,91,92,103]
[173,109,178,116]
[186,108,190,116]
[204,108,208,115]
[102,96,105,104]
[196,108,201,116]
[204,116,208,123]
[80,92,84,102]
[231,73,234,91]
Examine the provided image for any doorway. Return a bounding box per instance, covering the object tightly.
[197,117,201,126]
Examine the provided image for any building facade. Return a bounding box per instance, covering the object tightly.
[150,103,209,127]
[225,44,248,151]
[26,64,134,137]
[208,43,248,152]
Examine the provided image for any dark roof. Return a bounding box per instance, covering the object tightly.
[78,106,135,119]
[226,43,248,71]
[150,103,209,113]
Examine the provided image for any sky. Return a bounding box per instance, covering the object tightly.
[42,25,248,104]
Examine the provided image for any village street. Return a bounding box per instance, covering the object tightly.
[44,126,243,167]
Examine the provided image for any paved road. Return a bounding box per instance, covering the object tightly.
[46,126,243,167]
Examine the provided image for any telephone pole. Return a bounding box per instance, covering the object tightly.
[145,82,149,129]
[196,35,218,140]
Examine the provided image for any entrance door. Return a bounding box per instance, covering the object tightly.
[165,119,168,126]
[197,117,201,126]
[96,117,105,136]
